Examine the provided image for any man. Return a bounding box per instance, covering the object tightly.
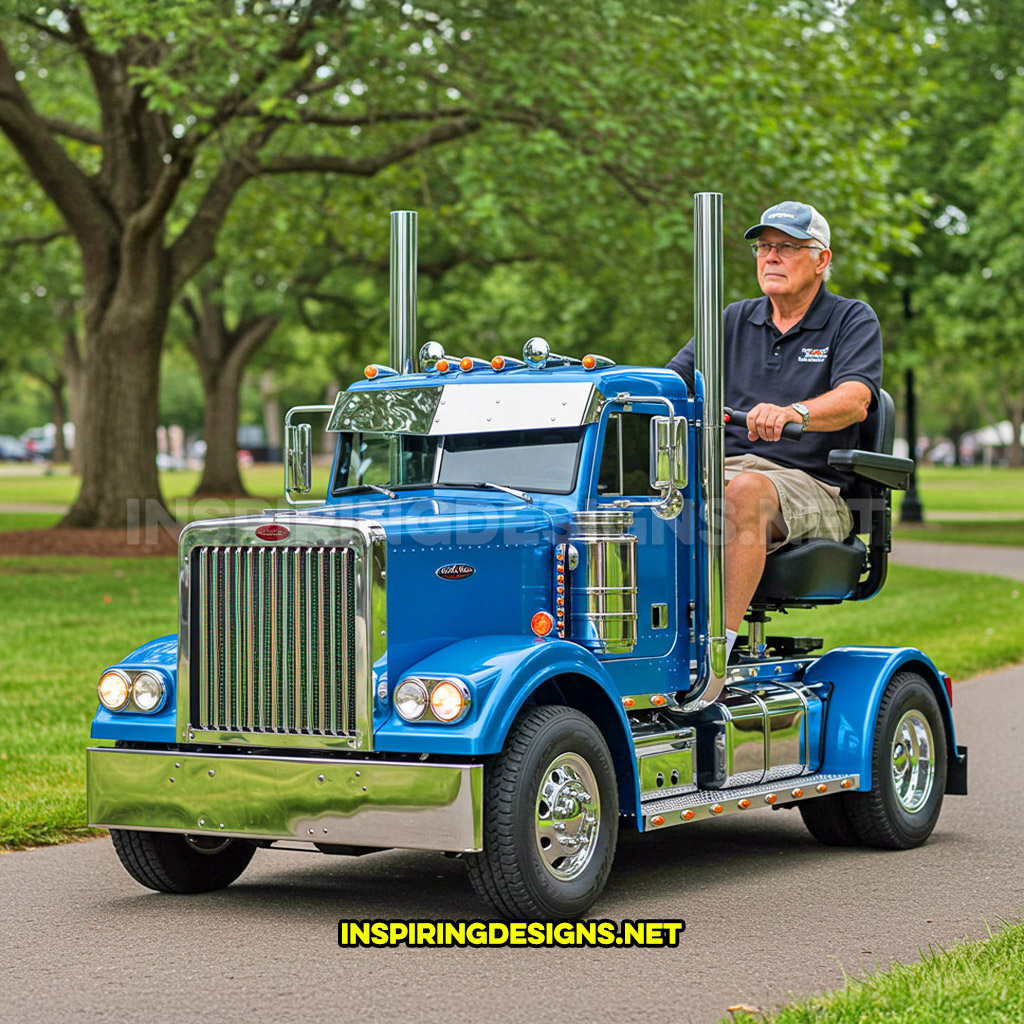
[667,201,882,662]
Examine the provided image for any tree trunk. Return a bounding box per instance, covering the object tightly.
[48,378,68,464]
[261,371,281,461]
[64,327,86,475]
[195,362,246,495]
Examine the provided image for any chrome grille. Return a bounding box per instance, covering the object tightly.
[190,545,357,736]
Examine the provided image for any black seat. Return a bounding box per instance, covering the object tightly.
[752,388,913,610]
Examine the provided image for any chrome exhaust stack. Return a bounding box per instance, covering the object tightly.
[687,191,727,708]
[389,210,418,374]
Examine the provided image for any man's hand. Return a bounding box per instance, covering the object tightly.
[745,403,802,442]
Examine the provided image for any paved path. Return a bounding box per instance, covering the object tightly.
[891,539,1024,581]
[2,666,1021,1024]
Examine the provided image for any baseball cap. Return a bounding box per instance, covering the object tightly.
[744,201,830,248]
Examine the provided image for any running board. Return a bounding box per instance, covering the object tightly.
[641,772,860,831]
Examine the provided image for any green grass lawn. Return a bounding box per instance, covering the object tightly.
[725,921,1024,1024]
[0,556,179,848]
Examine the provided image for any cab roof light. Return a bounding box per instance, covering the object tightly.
[582,353,616,370]
[459,357,491,372]
[491,355,527,371]
[364,363,398,380]
[435,358,451,373]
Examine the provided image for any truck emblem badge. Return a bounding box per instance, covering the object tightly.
[255,524,290,542]
[436,563,475,580]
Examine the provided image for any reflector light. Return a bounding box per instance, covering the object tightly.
[942,672,953,706]
[765,794,777,804]
[364,365,378,379]
[816,783,828,793]
[491,356,505,371]
[738,799,751,809]
[651,694,666,707]
[651,815,665,827]
[711,804,723,814]
[436,359,450,373]
[623,697,635,708]
[791,788,803,798]
[459,357,473,371]
[531,611,554,637]
[582,354,597,370]
[682,810,695,820]
[840,779,853,789]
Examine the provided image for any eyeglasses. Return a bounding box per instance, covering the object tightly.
[751,241,822,258]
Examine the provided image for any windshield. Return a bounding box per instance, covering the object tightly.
[331,427,584,496]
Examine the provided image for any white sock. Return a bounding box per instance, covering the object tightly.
[726,629,738,661]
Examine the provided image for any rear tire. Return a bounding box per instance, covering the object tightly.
[110,829,256,893]
[847,671,947,849]
[798,794,861,846]
[465,705,618,920]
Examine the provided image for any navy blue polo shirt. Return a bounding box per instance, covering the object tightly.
[667,284,882,490]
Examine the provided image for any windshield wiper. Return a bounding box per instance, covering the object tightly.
[469,481,533,504]
[338,483,398,499]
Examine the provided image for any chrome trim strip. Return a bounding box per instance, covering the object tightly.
[87,747,482,853]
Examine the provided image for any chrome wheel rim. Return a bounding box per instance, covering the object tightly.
[890,710,935,813]
[534,752,601,881]
[185,835,233,855]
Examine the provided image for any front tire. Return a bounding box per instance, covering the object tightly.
[847,671,947,849]
[110,829,256,893]
[465,705,618,920]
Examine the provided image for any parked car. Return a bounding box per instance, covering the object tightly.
[0,435,29,461]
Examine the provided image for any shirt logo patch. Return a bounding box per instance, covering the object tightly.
[799,346,829,363]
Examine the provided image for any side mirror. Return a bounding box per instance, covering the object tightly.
[283,404,335,507]
[650,416,687,491]
[285,422,312,496]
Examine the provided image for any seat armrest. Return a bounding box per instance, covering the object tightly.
[828,449,913,490]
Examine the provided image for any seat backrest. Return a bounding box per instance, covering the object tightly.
[844,387,894,531]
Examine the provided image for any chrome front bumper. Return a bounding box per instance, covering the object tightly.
[87,747,483,853]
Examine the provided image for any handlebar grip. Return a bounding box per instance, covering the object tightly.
[724,407,803,441]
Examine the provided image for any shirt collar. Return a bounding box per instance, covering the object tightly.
[748,282,835,331]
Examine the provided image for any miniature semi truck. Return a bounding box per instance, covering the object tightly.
[88,194,967,919]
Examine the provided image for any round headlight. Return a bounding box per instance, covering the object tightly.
[132,672,165,712]
[395,678,429,721]
[430,680,467,723]
[98,671,131,711]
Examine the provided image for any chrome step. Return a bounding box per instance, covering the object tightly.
[641,772,860,831]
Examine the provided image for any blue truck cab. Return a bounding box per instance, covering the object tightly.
[88,198,967,919]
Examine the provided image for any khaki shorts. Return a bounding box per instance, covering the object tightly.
[725,454,853,554]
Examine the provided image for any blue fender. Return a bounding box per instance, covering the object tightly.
[374,635,640,816]
[804,646,956,788]
[90,634,179,743]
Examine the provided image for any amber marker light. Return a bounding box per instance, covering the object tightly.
[436,359,450,373]
[491,355,505,371]
[364,365,378,379]
[651,694,667,707]
[841,779,853,789]
[459,356,474,371]
[682,810,695,820]
[582,354,597,370]
[531,611,554,637]
[651,816,665,827]
[816,783,828,793]
[792,788,804,798]
[738,799,751,809]
[764,794,777,804]
[711,804,723,815]
[622,697,635,708]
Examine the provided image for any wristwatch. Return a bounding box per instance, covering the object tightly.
[791,403,810,429]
